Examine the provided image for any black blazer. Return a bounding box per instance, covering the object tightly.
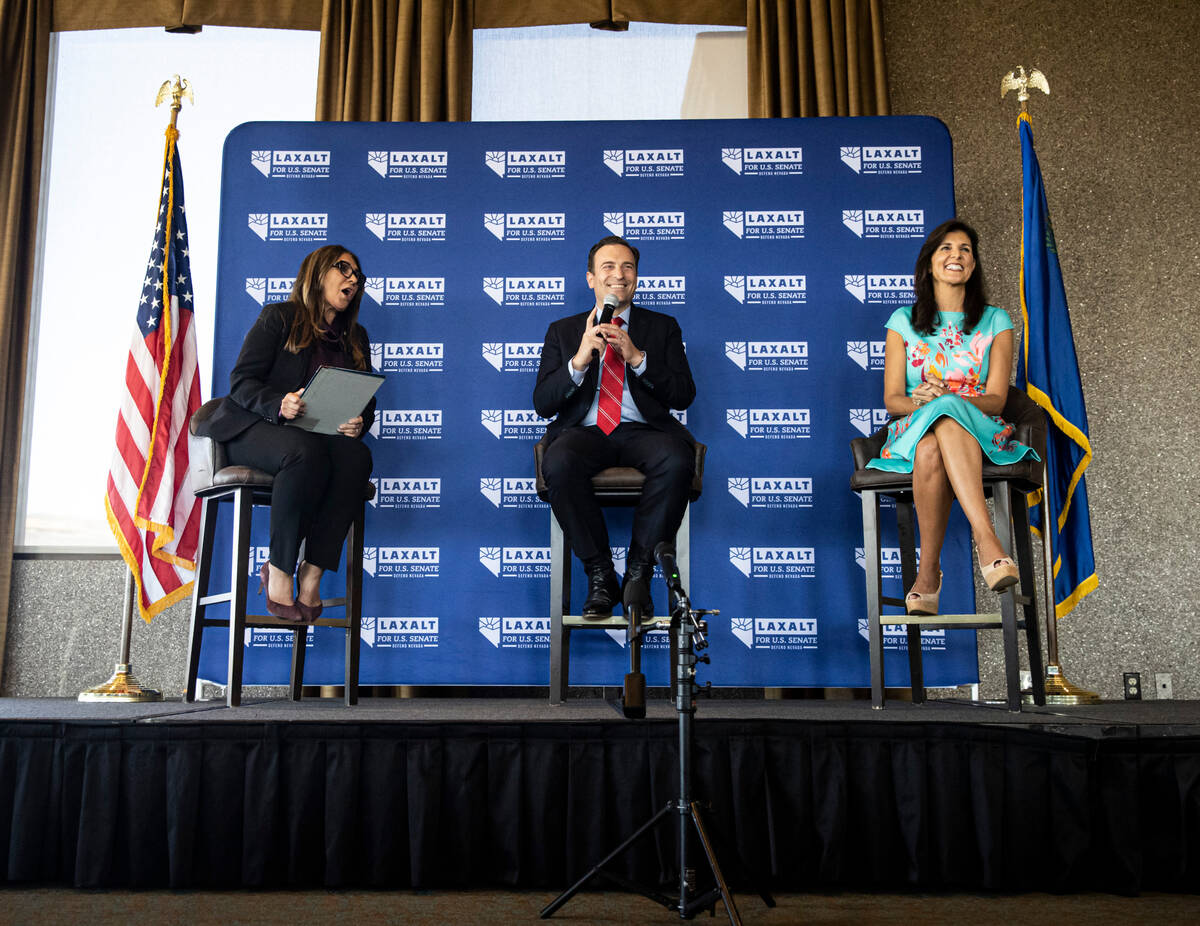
[532,304,695,445]
[196,301,375,442]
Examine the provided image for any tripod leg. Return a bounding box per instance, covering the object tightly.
[539,802,673,919]
[684,802,743,926]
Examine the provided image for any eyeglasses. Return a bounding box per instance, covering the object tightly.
[333,259,364,284]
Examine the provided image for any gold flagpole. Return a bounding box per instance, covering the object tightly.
[79,76,194,703]
[1001,67,1099,705]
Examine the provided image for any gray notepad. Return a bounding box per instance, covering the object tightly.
[288,366,385,435]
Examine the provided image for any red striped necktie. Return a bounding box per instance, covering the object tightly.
[596,316,625,436]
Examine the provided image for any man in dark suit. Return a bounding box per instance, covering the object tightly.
[533,236,696,618]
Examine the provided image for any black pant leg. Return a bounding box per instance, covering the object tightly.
[613,423,694,561]
[541,426,620,566]
[303,436,373,571]
[224,421,334,574]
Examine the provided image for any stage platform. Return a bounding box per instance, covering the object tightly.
[1,696,1197,893]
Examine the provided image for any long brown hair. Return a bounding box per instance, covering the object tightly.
[284,244,369,369]
[911,218,988,335]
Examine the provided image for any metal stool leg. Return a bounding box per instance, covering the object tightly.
[227,487,254,708]
[861,490,887,708]
[185,498,218,702]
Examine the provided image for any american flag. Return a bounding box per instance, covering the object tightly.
[104,127,202,622]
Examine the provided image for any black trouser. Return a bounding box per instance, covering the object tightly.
[541,422,693,568]
[224,420,373,574]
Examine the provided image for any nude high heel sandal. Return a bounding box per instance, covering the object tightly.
[905,572,942,616]
[979,553,1019,591]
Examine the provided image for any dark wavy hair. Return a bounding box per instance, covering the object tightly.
[284,243,369,370]
[911,218,988,335]
[587,235,640,272]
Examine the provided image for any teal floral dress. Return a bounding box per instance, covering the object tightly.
[866,305,1040,473]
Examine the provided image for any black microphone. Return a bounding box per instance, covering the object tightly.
[654,541,687,602]
[599,292,618,327]
[592,293,619,363]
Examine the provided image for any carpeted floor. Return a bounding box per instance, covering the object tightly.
[2,888,1199,925]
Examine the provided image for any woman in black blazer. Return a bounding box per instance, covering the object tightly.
[198,244,375,622]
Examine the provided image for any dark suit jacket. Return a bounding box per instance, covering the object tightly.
[196,301,376,442]
[532,304,695,445]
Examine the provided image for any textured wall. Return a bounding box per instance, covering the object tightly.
[6,3,1198,699]
[884,0,1200,698]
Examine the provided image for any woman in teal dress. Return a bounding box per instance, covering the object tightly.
[867,218,1039,614]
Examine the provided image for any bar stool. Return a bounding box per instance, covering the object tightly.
[534,438,705,710]
[184,398,371,707]
[849,390,1047,712]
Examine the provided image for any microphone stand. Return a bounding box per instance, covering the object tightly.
[541,578,775,923]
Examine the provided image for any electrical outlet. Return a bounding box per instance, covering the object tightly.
[1155,673,1173,700]
[1123,672,1142,700]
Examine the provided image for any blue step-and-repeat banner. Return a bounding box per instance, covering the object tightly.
[200,116,979,689]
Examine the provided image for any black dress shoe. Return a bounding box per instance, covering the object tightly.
[621,560,654,619]
[582,565,620,619]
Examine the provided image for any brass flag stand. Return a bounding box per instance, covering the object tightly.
[1001,67,1099,706]
[79,76,194,704]
[78,569,162,702]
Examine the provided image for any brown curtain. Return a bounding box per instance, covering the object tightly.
[0,0,51,688]
[747,0,888,117]
[317,0,473,122]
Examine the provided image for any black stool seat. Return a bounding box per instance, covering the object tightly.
[184,398,371,707]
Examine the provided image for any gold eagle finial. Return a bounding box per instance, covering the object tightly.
[155,75,194,129]
[1000,66,1049,112]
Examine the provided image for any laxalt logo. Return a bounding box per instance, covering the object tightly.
[844,274,915,305]
[635,275,686,306]
[842,210,925,240]
[250,149,330,179]
[365,212,446,242]
[485,149,566,179]
[480,477,544,509]
[248,213,328,243]
[725,341,809,372]
[360,617,440,649]
[847,341,887,371]
[722,210,805,240]
[484,212,565,242]
[247,545,271,576]
[481,409,549,440]
[728,476,814,509]
[483,276,566,307]
[731,616,818,650]
[602,211,685,241]
[245,277,294,306]
[721,147,803,176]
[849,408,890,437]
[372,342,444,373]
[246,625,313,650]
[839,146,922,175]
[364,276,446,308]
[369,477,441,509]
[603,148,684,177]
[729,547,817,579]
[367,150,448,179]
[857,619,945,651]
[854,545,912,580]
[727,408,811,440]
[362,546,440,579]
[479,546,552,578]
[479,616,551,649]
[370,409,443,441]
[482,342,542,373]
[723,274,807,305]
